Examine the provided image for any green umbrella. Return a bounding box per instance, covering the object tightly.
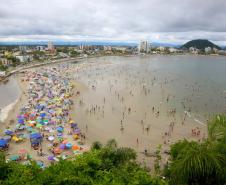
[36,123,43,128]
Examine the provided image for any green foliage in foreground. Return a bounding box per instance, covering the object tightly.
[0,140,167,185]
[165,114,226,185]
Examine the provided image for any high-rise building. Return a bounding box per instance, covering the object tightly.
[139,41,150,53]
[19,45,27,53]
[48,41,54,51]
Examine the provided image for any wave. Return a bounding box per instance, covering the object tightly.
[0,98,19,122]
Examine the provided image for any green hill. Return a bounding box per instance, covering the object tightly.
[181,39,221,50]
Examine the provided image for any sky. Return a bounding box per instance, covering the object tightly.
[0,0,226,45]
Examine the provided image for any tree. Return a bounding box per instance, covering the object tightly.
[91,141,103,150]
[167,114,226,185]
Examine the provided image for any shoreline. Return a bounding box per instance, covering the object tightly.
[0,74,24,131]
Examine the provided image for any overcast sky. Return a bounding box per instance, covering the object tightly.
[0,0,226,44]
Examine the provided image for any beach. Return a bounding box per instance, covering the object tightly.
[3,55,226,168]
[0,65,89,166]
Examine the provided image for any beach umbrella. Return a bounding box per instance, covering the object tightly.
[18,149,28,154]
[15,124,21,129]
[74,128,80,134]
[3,136,11,142]
[57,126,64,133]
[36,123,43,128]
[18,125,26,130]
[57,133,63,137]
[10,155,20,161]
[12,136,20,142]
[4,130,14,135]
[30,133,42,139]
[71,123,77,128]
[17,115,22,119]
[36,160,44,168]
[47,156,54,161]
[66,143,72,149]
[72,145,80,150]
[40,112,46,118]
[0,139,8,147]
[54,148,62,154]
[43,119,49,124]
[18,119,24,124]
[62,140,68,144]
[59,143,66,149]
[48,136,54,141]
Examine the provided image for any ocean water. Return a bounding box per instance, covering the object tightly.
[0,75,20,122]
[75,55,226,115]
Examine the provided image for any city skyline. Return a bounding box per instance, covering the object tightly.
[0,0,226,45]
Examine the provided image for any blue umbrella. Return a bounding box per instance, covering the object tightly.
[0,139,8,147]
[4,130,14,135]
[57,127,64,133]
[71,123,77,128]
[18,119,24,124]
[40,113,46,118]
[30,133,42,139]
[66,143,72,149]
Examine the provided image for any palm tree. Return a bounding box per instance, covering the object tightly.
[170,141,225,185]
[105,139,117,149]
[208,115,226,142]
[91,141,103,150]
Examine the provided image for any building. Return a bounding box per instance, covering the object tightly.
[36,46,46,51]
[47,41,54,51]
[157,46,166,52]
[0,58,12,66]
[139,41,150,53]
[205,47,212,53]
[0,71,6,77]
[189,47,199,54]
[103,46,112,51]
[169,47,178,53]
[16,55,33,63]
[19,46,27,53]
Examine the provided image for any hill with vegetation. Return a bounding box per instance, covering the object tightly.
[181,39,221,50]
[0,115,226,185]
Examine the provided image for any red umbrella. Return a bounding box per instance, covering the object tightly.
[18,149,28,154]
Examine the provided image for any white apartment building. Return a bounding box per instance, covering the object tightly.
[139,41,150,53]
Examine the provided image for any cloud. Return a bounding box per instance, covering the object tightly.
[0,0,226,44]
